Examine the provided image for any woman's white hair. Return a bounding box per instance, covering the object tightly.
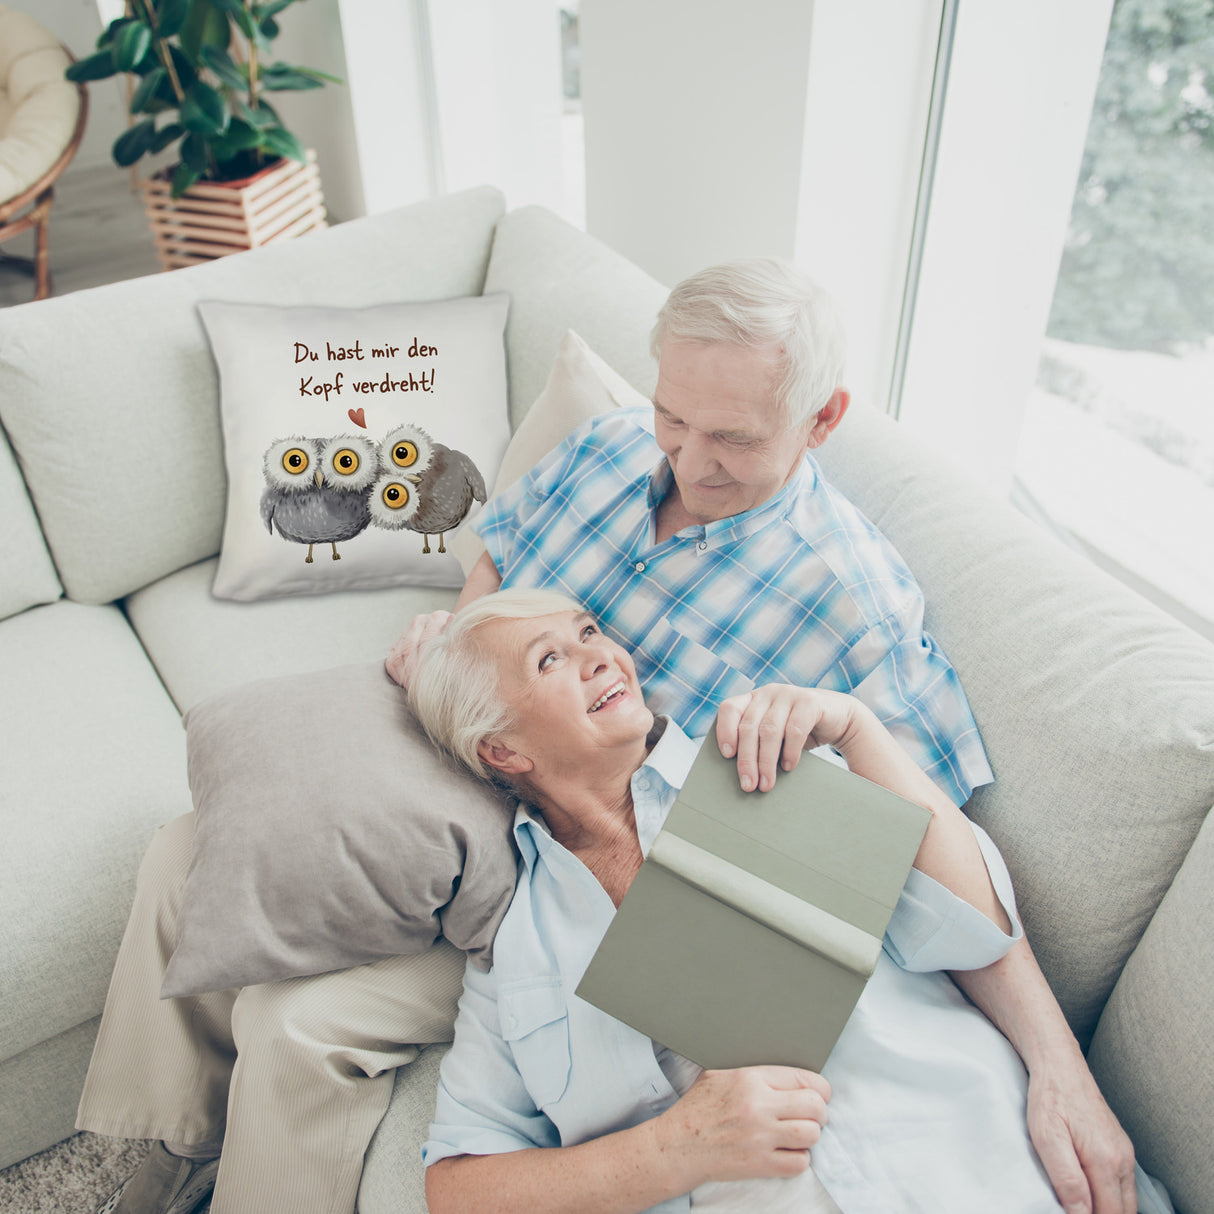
[408,588,586,781]
[650,258,847,429]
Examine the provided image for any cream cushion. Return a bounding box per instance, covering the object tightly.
[0,6,79,202]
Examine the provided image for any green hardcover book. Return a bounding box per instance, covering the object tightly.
[575,742,932,1072]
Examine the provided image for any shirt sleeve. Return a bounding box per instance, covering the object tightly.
[844,614,994,808]
[474,415,600,578]
[883,821,1023,973]
[422,957,560,1167]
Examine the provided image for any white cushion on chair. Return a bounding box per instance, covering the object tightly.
[0,6,78,203]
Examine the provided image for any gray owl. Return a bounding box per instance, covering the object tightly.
[368,423,487,554]
[260,434,379,563]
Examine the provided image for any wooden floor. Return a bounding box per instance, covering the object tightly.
[0,162,162,308]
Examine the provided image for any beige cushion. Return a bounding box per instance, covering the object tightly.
[814,402,1214,1047]
[483,205,667,429]
[1088,806,1214,1214]
[448,329,645,576]
[0,8,77,201]
[163,663,518,996]
[0,186,506,605]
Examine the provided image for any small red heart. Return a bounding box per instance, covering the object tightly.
[348,407,367,429]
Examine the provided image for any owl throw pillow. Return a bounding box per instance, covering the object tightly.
[199,294,510,602]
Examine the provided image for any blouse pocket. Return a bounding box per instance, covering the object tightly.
[637,614,755,724]
[499,978,572,1109]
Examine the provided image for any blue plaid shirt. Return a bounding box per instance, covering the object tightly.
[476,407,992,805]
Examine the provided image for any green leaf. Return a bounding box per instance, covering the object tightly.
[96,17,131,50]
[180,0,231,63]
[293,65,343,85]
[220,118,263,150]
[260,125,305,163]
[180,131,210,172]
[259,15,279,40]
[200,44,248,89]
[150,122,185,153]
[155,0,191,40]
[181,80,230,135]
[66,50,119,83]
[171,162,201,197]
[112,119,157,167]
[254,0,297,19]
[167,44,198,91]
[129,66,169,113]
[234,97,279,129]
[259,62,323,91]
[112,20,152,72]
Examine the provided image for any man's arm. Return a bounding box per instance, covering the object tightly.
[951,942,1137,1214]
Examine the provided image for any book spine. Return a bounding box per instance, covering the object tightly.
[648,832,882,977]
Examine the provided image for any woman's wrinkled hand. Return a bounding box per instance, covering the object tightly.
[654,1066,831,1185]
[385,610,454,689]
[715,684,860,792]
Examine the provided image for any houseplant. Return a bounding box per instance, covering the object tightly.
[66,0,339,266]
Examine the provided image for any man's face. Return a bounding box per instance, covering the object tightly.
[652,340,816,524]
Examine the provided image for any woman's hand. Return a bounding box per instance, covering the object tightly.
[653,1066,831,1185]
[715,685,861,792]
[385,610,453,688]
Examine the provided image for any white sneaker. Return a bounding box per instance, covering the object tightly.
[96,1142,220,1214]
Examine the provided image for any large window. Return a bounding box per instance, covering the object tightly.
[1014,0,1214,636]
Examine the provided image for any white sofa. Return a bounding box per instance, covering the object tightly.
[0,186,1211,1214]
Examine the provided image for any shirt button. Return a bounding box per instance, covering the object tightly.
[697,541,708,551]
[634,561,646,573]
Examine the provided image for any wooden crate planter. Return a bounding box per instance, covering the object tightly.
[140,150,327,271]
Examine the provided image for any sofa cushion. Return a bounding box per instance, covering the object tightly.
[483,205,668,429]
[164,663,517,996]
[198,293,510,601]
[123,557,456,714]
[0,422,60,620]
[1088,804,1214,1214]
[0,600,192,1063]
[814,402,1214,1046]
[0,186,506,606]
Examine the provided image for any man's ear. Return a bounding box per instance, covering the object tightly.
[477,738,534,777]
[806,388,850,450]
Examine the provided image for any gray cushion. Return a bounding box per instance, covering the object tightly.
[163,663,519,997]
[483,205,668,429]
[124,556,457,714]
[815,402,1214,1045]
[0,187,506,605]
[1088,804,1214,1214]
[0,423,60,621]
[0,601,191,1062]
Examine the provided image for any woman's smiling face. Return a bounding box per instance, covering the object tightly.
[476,610,653,776]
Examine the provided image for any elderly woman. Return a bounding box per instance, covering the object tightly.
[408,588,1103,1214]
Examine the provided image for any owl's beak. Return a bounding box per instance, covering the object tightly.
[406,474,422,484]
[314,469,323,488]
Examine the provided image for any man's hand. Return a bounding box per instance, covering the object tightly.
[1026,1061,1137,1214]
[653,1066,830,1186]
[385,610,453,689]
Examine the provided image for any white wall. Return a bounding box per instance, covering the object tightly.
[579,0,818,288]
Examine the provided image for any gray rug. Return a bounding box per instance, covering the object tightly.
[0,1134,158,1214]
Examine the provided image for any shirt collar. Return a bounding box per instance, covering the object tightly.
[645,456,818,547]
[512,716,703,869]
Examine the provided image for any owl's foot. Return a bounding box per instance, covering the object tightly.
[422,537,431,554]
[438,533,447,553]
[305,544,314,564]
[331,544,341,561]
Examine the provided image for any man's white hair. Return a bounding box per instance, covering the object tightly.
[408,588,586,781]
[650,258,847,429]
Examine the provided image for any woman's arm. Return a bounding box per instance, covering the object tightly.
[427,1065,830,1214]
[715,684,1010,931]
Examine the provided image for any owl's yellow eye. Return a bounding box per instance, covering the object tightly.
[391,441,419,468]
[333,448,361,476]
[282,447,310,475]
[381,482,410,510]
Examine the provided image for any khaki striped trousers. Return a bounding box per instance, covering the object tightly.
[76,813,466,1214]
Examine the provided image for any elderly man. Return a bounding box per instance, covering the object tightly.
[388,260,1135,1214]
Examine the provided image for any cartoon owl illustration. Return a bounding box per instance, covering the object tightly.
[368,423,487,554]
[260,434,379,563]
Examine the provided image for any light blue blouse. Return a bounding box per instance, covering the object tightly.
[424,721,1067,1212]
